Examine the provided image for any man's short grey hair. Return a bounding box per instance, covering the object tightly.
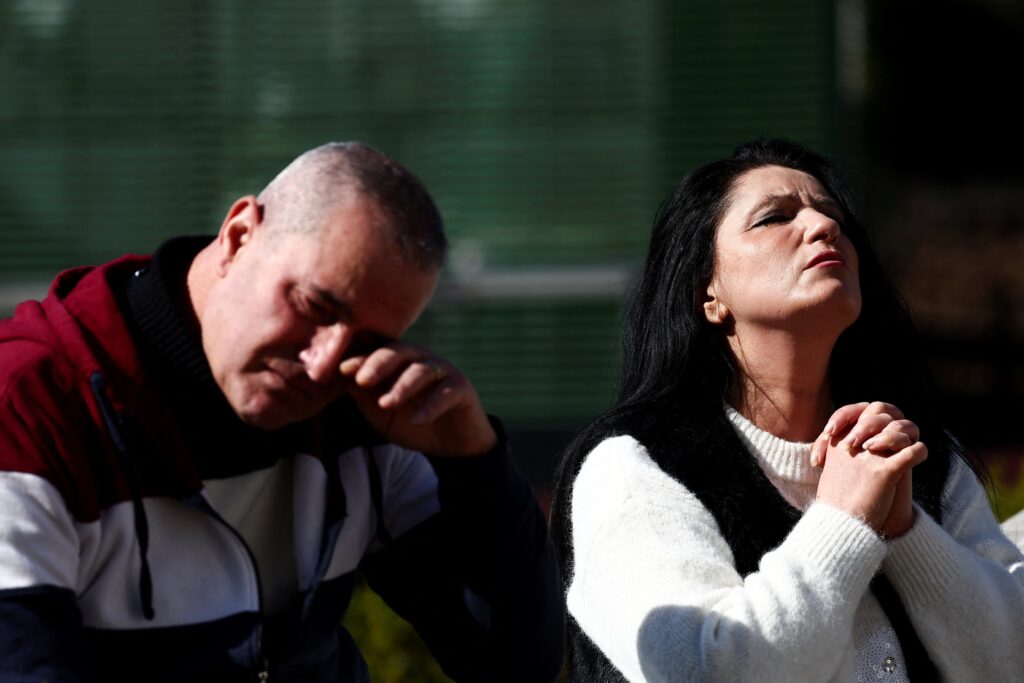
[257,142,446,270]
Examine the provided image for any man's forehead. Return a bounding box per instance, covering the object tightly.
[298,243,438,317]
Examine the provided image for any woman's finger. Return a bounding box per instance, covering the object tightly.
[814,402,872,467]
[845,412,897,449]
[814,402,909,464]
[859,401,905,420]
[861,430,912,454]
[861,419,920,453]
[886,441,929,472]
[821,402,870,440]
[810,429,832,468]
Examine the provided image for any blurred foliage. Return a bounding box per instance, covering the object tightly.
[343,578,570,682]
[342,579,452,683]
[986,455,1024,523]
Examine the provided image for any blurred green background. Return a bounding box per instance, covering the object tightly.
[3,1,1023,680]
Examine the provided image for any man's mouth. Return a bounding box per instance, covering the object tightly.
[265,366,315,398]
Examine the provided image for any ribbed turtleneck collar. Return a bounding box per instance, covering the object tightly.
[724,404,819,485]
[122,236,219,398]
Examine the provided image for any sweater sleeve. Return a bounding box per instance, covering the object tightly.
[0,363,92,682]
[567,435,886,683]
[359,423,564,683]
[0,474,89,682]
[881,457,1024,679]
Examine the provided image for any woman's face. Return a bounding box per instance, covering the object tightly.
[703,165,861,335]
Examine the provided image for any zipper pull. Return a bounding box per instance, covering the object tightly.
[257,659,270,682]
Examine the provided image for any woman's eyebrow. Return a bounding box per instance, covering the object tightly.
[810,195,845,217]
[745,192,844,221]
[744,192,796,220]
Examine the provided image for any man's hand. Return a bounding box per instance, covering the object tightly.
[339,342,497,458]
[811,402,927,537]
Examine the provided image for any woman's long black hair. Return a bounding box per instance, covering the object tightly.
[551,137,971,583]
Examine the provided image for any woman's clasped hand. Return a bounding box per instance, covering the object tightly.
[812,401,928,538]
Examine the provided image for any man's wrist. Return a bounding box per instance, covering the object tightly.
[426,414,502,458]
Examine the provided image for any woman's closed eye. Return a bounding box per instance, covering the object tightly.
[753,213,790,228]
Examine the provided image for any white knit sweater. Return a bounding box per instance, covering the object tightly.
[566,407,1024,682]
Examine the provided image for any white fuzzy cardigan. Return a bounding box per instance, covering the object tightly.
[566,408,1024,682]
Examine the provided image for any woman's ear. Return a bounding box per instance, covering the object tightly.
[702,282,729,325]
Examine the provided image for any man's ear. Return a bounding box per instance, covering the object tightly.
[213,196,262,276]
[701,281,730,325]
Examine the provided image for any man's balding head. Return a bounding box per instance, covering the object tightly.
[257,142,447,271]
[189,142,444,430]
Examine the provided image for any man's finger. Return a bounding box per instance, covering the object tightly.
[354,344,426,387]
[410,378,463,425]
[339,355,365,377]
[378,360,448,409]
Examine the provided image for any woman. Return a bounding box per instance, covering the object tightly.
[551,138,1024,681]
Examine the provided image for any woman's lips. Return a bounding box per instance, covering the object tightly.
[805,251,846,269]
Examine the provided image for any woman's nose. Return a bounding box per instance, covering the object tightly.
[803,208,841,243]
[299,323,351,383]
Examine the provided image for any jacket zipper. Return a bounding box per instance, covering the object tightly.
[201,504,269,679]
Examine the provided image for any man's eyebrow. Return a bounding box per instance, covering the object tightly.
[310,287,351,316]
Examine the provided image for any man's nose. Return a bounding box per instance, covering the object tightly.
[299,323,351,383]
[803,208,841,244]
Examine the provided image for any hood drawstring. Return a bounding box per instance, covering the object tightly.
[89,372,156,621]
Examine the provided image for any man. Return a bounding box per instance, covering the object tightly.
[0,143,564,681]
